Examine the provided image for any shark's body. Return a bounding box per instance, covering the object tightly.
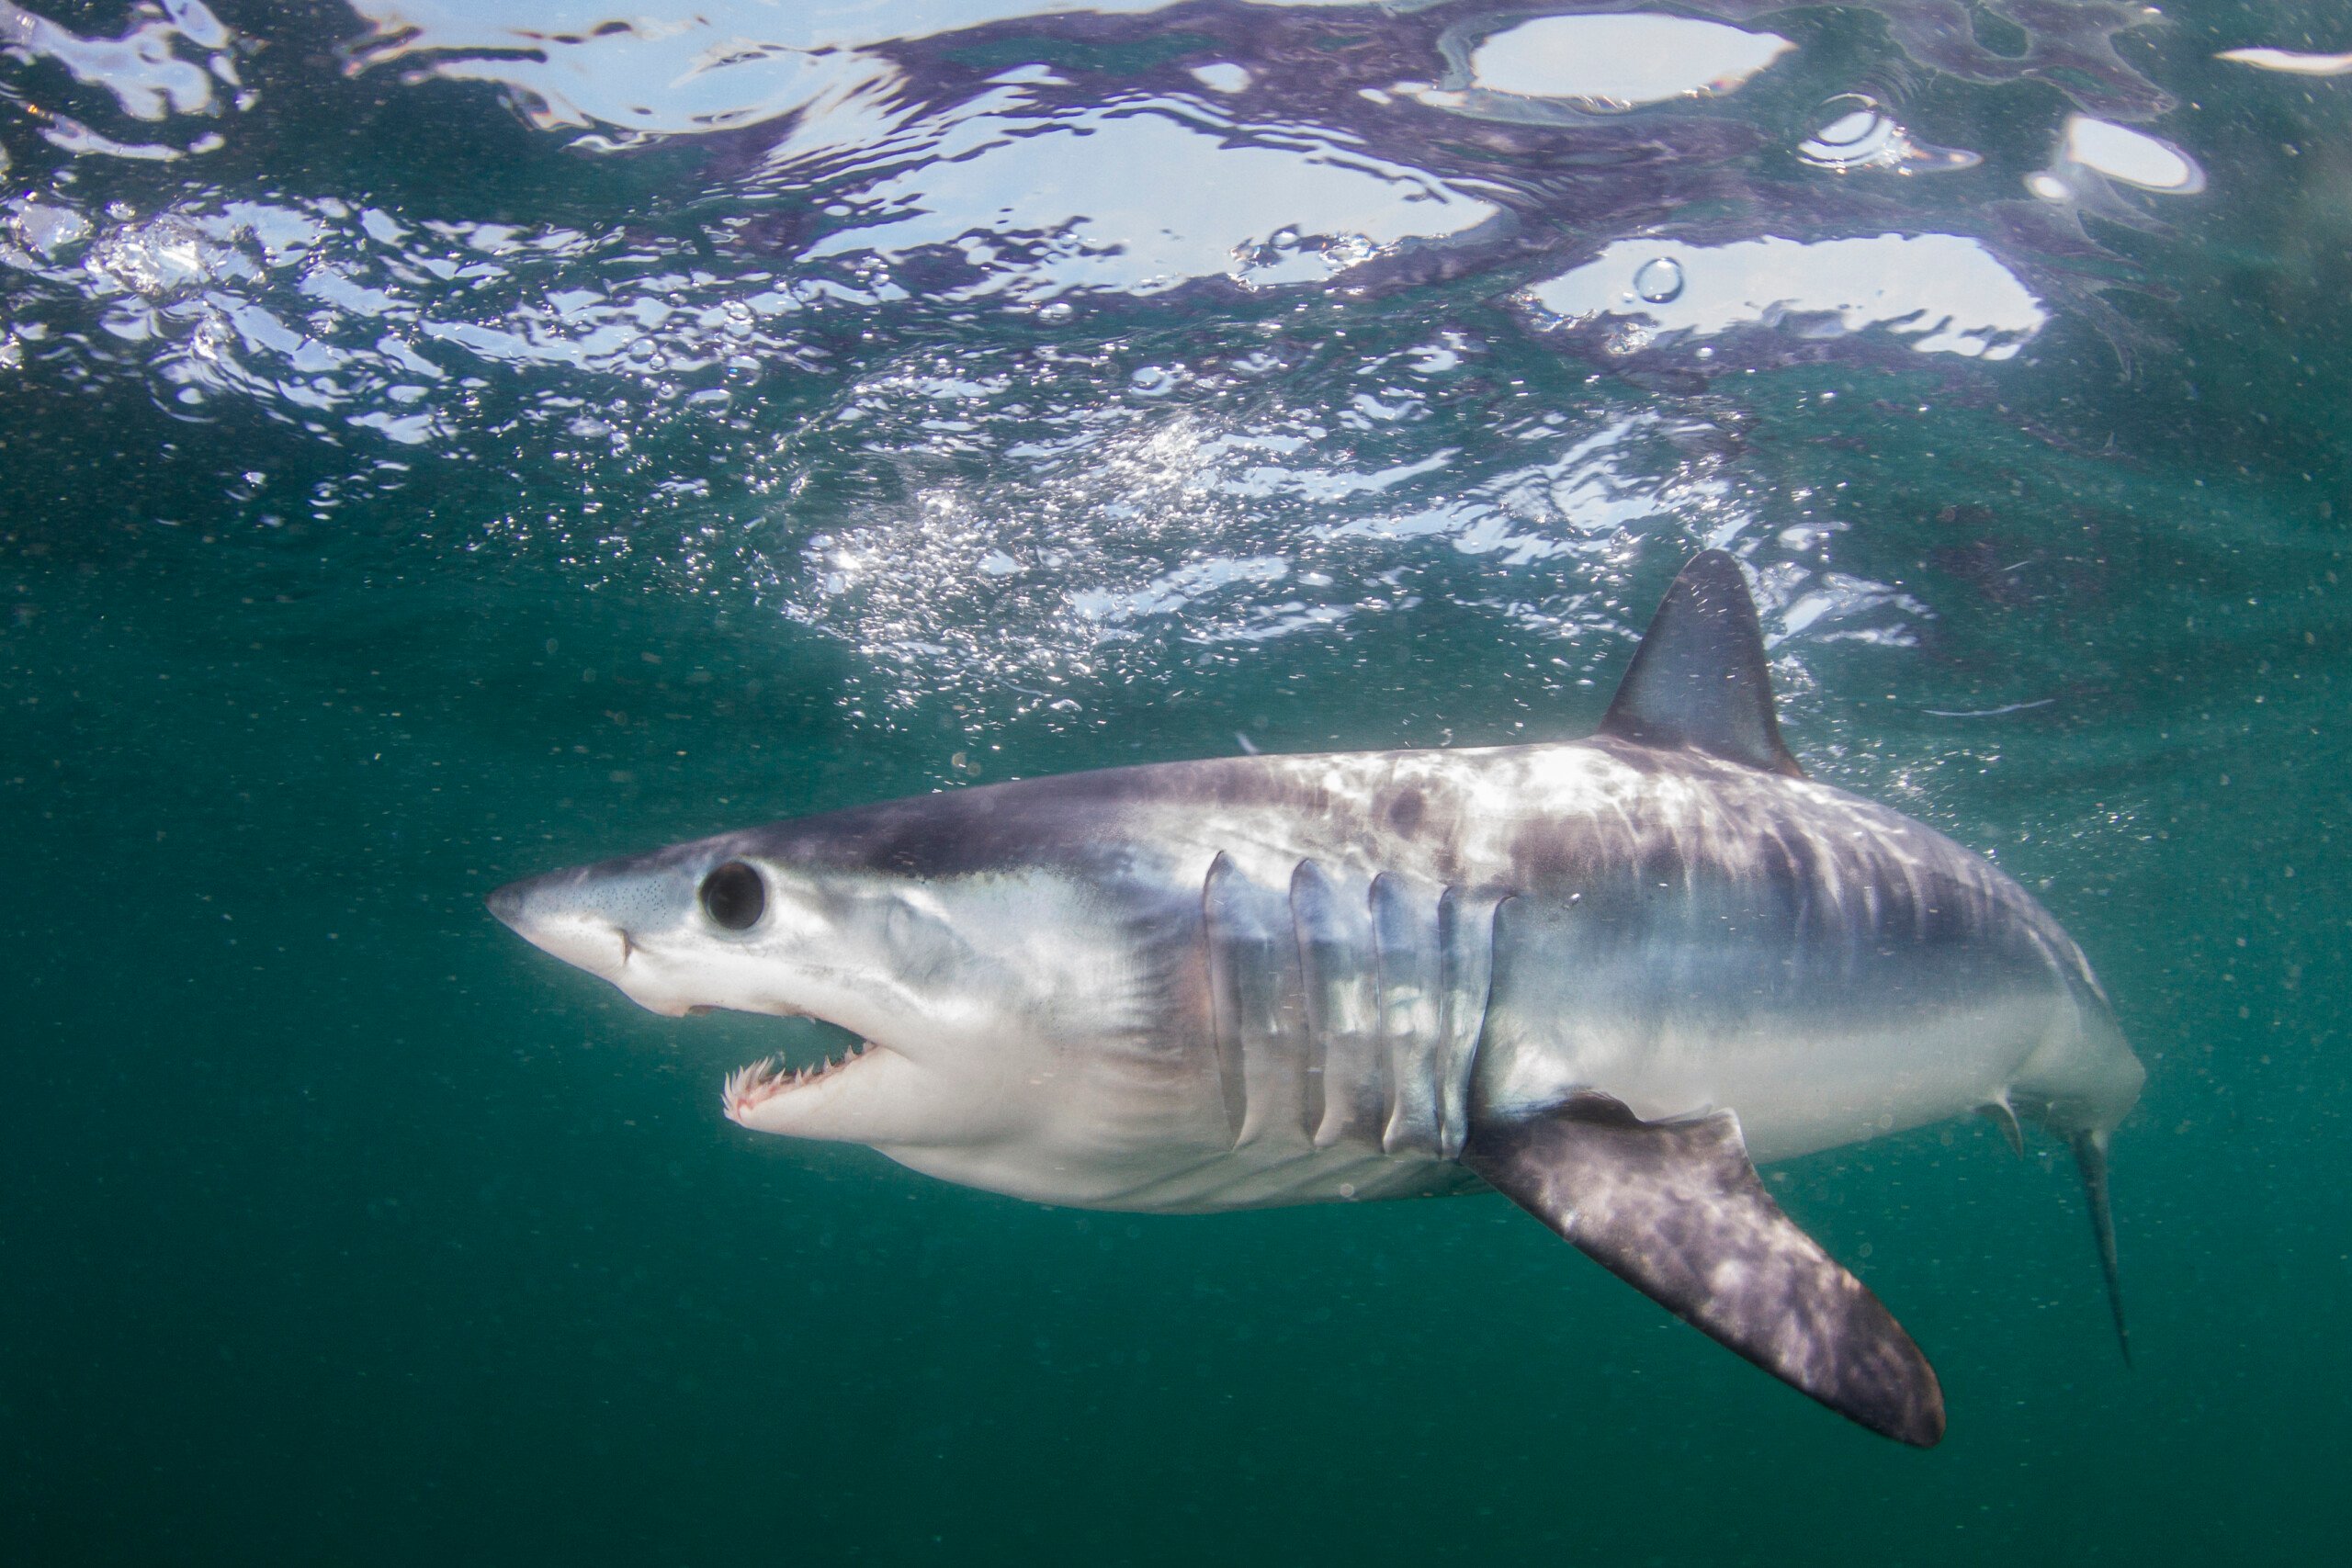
[491,553,2143,1447]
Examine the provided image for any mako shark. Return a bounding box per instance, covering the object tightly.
[489,551,2142,1446]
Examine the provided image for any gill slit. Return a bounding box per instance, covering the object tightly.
[1201,852,1249,1145]
[1287,858,1329,1145]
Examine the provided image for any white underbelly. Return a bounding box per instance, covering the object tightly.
[876,1131,1477,1213]
[1490,991,2064,1165]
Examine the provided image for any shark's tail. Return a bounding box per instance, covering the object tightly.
[2009,979,2141,1365]
[2070,1127,2131,1367]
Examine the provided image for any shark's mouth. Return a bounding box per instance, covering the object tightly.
[719,1017,888,1122]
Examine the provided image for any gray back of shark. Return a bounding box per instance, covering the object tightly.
[489,550,2143,1448]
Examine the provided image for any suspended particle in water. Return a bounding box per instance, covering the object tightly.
[1633,255,1684,304]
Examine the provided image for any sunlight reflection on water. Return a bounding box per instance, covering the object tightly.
[0,0,2211,727]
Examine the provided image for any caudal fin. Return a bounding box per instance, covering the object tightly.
[2071,1128,2132,1366]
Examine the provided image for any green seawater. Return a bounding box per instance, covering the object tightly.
[5,2,2350,1562]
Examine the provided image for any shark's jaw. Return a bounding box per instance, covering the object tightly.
[722,1048,867,1112]
[718,1037,926,1138]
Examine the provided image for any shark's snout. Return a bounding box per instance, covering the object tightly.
[486,869,638,985]
[484,881,526,931]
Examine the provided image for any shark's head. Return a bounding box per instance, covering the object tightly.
[487,811,1207,1180]
[489,831,1026,1150]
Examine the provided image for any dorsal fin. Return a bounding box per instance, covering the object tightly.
[1600,549,1804,777]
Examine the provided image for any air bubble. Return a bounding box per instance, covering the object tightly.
[1633,255,1684,304]
[1799,95,1898,169]
[1797,92,1982,174]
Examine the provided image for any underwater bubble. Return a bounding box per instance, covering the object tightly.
[1799,96,1899,170]
[1633,256,1684,304]
[1797,93,1982,174]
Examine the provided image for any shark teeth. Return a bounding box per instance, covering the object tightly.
[721,1057,788,1118]
[720,1040,876,1120]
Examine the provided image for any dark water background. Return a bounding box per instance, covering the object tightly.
[6,1,2350,1561]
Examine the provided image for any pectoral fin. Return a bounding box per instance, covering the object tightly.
[1464,1091,1945,1447]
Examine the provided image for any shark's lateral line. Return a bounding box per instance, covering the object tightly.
[490,551,2143,1446]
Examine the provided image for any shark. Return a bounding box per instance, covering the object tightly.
[488,550,2143,1447]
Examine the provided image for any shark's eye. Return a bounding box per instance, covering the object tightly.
[699,861,765,931]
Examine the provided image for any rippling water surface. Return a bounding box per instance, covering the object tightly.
[6,2,2350,1562]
